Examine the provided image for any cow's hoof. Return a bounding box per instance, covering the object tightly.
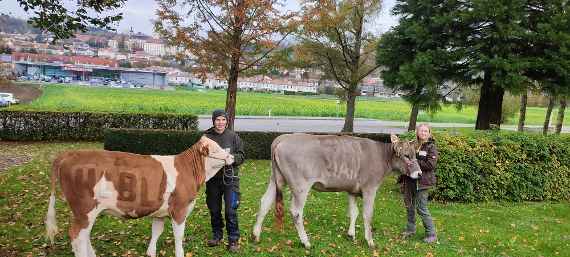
[251,234,260,243]
[302,242,311,249]
[367,241,375,248]
[346,233,356,241]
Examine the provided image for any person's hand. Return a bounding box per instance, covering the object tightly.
[225,154,235,165]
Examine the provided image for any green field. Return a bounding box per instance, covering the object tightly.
[8,84,570,126]
[0,142,568,257]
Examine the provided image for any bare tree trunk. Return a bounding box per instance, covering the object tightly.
[225,53,240,130]
[476,71,505,130]
[556,97,567,134]
[518,91,528,132]
[543,96,556,135]
[408,102,419,132]
[342,90,357,132]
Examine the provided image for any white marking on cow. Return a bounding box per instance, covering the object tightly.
[172,218,187,257]
[93,175,125,217]
[149,155,178,217]
[146,218,165,257]
[45,193,58,244]
[96,171,112,198]
[72,207,101,257]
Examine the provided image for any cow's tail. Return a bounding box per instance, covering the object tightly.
[271,137,286,231]
[45,155,62,244]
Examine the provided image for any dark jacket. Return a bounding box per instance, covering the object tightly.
[400,138,438,190]
[204,127,245,178]
[415,138,438,189]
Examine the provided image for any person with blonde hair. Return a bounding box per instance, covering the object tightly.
[399,123,438,243]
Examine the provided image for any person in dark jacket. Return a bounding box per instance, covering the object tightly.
[204,109,245,252]
[399,123,438,243]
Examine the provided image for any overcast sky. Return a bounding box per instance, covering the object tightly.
[1,0,399,36]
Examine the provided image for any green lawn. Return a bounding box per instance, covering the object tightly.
[7,84,570,126]
[1,142,568,257]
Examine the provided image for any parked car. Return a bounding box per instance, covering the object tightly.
[0,93,20,104]
[0,97,9,107]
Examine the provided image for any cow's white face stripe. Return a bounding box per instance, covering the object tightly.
[205,157,225,182]
[150,155,178,217]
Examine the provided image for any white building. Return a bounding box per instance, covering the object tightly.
[167,71,192,84]
[197,74,317,93]
[108,39,118,50]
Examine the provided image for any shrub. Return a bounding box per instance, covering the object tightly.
[433,131,570,202]
[0,110,198,141]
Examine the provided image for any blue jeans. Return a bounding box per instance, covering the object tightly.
[403,180,436,236]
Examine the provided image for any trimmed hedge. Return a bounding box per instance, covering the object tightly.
[433,131,570,202]
[104,128,570,202]
[0,110,198,141]
[103,128,390,159]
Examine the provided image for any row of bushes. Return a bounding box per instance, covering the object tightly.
[434,131,570,202]
[0,110,198,141]
[104,128,570,202]
[103,128,391,159]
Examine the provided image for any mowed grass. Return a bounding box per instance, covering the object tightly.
[8,84,570,126]
[1,142,569,257]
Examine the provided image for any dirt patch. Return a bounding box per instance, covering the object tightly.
[0,153,32,172]
[0,142,33,172]
[0,80,43,104]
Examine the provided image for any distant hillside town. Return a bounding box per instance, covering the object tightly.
[0,14,452,99]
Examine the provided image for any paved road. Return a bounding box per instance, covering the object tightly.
[198,115,569,133]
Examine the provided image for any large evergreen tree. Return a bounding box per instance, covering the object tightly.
[377,0,463,131]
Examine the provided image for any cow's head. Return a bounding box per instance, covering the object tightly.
[199,136,235,181]
[390,134,422,179]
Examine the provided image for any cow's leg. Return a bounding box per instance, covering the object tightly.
[347,194,359,241]
[70,208,100,257]
[146,218,165,257]
[253,173,277,242]
[171,200,196,257]
[85,209,101,257]
[362,189,378,248]
[70,219,88,257]
[290,186,311,249]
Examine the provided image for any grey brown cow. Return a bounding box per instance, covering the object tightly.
[45,136,234,257]
[252,133,421,248]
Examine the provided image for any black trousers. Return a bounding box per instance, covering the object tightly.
[206,176,240,242]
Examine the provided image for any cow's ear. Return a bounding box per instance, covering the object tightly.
[390,134,399,143]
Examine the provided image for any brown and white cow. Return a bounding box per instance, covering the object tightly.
[252,133,421,248]
[45,136,234,257]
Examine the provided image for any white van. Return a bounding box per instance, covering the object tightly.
[0,93,20,104]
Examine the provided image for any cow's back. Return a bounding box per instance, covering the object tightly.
[272,134,390,194]
[55,150,168,218]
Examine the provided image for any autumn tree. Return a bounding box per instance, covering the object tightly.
[5,0,125,39]
[297,0,381,132]
[155,0,294,129]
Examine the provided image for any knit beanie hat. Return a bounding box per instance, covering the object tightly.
[212,109,228,125]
